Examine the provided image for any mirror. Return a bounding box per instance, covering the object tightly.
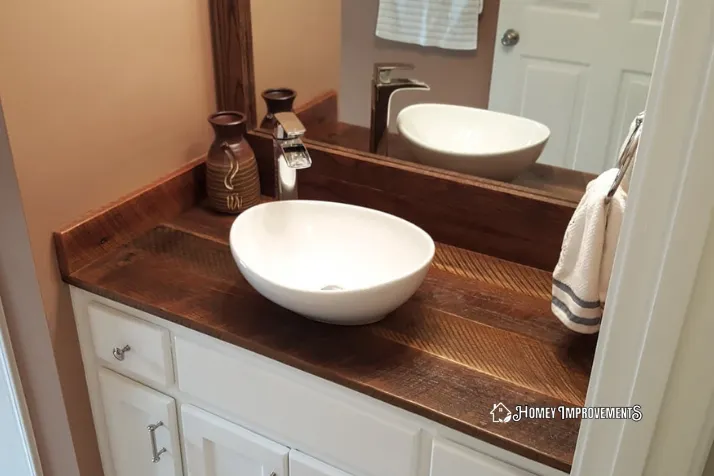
[250,0,665,202]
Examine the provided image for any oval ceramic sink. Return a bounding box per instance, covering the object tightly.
[229,200,435,325]
[397,104,550,181]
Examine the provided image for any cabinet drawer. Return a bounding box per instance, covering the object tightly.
[174,336,420,476]
[431,438,534,476]
[88,302,173,387]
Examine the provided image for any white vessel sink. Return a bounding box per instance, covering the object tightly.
[229,200,435,325]
[397,104,550,181]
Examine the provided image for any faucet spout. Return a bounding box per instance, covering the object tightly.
[369,64,430,155]
[273,112,312,200]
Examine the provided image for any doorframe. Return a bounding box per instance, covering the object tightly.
[0,295,42,476]
[571,0,714,474]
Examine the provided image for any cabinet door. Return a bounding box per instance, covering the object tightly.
[289,450,354,476]
[431,439,534,476]
[181,404,289,476]
[97,368,182,476]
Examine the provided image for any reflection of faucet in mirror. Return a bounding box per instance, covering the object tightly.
[273,112,312,200]
[370,63,430,155]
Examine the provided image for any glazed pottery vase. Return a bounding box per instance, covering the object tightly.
[206,111,261,214]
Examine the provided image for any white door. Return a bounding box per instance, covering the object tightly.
[489,0,664,173]
[289,450,353,476]
[181,404,289,476]
[97,368,182,476]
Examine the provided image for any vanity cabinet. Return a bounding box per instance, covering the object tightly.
[96,368,182,476]
[72,288,563,476]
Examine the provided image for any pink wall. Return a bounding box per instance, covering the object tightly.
[339,0,500,129]
[0,1,216,474]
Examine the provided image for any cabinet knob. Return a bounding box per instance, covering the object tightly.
[112,345,131,361]
[147,421,167,463]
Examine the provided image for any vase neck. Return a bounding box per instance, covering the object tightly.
[209,112,247,141]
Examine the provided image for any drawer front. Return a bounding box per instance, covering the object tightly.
[88,302,173,387]
[431,439,534,476]
[174,336,420,476]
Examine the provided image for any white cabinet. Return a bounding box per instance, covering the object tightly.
[181,404,289,476]
[430,439,534,476]
[289,450,354,476]
[72,290,563,476]
[97,368,182,476]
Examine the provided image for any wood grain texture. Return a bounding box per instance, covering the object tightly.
[63,204,595,472]
[53,157,207,276]
[247,130,574,271]
[209,0,257,127]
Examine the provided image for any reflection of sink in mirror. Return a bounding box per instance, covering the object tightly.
[230,200,435,325]
[397,104,550,181]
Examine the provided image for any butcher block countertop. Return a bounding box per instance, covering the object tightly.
[58,197,594,472]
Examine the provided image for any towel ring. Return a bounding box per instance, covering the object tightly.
[605,113,644,204]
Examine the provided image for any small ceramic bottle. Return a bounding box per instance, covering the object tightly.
[260,88,297,129]
[206,111,261,214]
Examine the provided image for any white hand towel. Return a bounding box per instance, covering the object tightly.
[376,0,483,51]
[551,169,627,334]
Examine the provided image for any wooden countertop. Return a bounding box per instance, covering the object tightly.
[62,202,594,472]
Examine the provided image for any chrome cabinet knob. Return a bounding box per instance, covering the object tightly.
[112,345,131,361]
[501,29,520,46]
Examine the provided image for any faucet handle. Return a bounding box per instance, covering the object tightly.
[274,112,306,140]
[374,63,415,84]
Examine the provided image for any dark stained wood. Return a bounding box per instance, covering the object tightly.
[53,157,207,276]
[209,0,257,127]
[247,130,574,271]
[61,204,595,472]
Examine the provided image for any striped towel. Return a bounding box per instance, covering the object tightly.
[551,169,627,334]
[375,0,483,51]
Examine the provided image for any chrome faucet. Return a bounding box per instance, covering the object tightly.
[273,112,312,200]
[370,63,430,155]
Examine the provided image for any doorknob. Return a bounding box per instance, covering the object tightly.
[501,29,520,46]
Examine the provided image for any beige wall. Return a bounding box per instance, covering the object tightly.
[0,1,216,475]
[340,0,500,129]
[251,0,341,123]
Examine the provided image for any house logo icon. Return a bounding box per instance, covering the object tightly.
[491,402,512,423]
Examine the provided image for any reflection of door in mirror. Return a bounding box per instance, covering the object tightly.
[489,0,664,174]
[250,0,664,202]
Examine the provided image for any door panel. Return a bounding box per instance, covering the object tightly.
[97,368,182,476]
[430,439,534,476]
[289,450,353,476]
[181,404,289,476]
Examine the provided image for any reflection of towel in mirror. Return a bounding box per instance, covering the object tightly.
[551,169,626,334]
[375,0,483,51]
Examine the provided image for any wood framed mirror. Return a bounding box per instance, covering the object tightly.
[207,0,663,270]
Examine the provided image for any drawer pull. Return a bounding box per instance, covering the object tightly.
[112,345,131,361]
[147,421,167,463]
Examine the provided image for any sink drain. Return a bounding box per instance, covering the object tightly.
[321,284,344,291]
